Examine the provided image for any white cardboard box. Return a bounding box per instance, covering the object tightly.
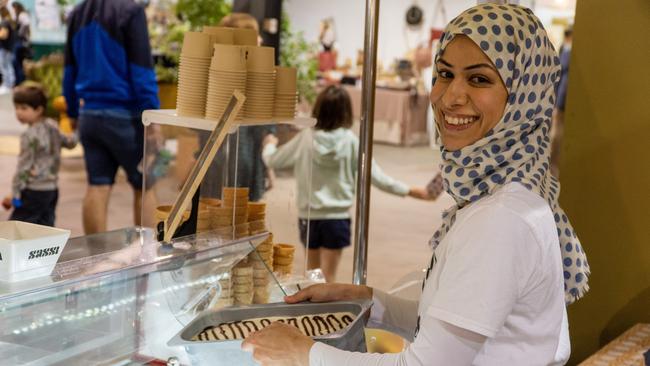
[0,221,70,282]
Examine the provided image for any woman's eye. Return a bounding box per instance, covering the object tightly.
[438,70,453,79]
[470,75,491,84]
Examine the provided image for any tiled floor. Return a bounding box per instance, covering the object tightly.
[0,92,450,293]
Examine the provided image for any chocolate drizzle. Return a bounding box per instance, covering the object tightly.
[301,317,315,336]
[313,316,330,335]
[243,320,259,332]
[326,314,343,330]
[341,315,353,326]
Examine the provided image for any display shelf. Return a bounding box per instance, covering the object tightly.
[142,109,316,131]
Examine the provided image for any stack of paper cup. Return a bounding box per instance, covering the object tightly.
[273,243,295,275]
[248,233,273,304]
[273,66,298,119]
[177,32,212,117]
[205,44,247,121]
[233,264,254,305]
[244,46,276,121]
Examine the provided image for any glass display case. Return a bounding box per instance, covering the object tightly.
[0,227,276,365]
[0,110,323,365]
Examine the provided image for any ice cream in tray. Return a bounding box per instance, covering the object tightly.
[168,299,372,358]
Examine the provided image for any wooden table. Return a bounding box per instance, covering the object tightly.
[343,85,430,146]
[579,323,650,365]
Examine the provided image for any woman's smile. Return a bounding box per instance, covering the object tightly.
[441,111,481,132]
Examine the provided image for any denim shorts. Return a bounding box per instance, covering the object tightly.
[298,219,352,250]
[78,109,143,188]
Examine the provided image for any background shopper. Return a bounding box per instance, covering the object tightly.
[262,85,429,282]
[11,2,30,85]
[244,4,589,365]
[0,6,15,93]
[63,0,159,234]
[2,84,77,226]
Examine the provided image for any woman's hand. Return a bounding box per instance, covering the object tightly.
[242,322,314,366]
[284,283,373,304]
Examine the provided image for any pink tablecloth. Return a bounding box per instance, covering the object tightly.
[344,85,429,146]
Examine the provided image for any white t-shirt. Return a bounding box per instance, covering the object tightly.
[310,183,569,365]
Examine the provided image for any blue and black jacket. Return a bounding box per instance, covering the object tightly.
[63,0,159,118]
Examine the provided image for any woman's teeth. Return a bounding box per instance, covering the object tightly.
[445,116,478,125]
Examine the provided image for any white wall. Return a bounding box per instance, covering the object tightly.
[284,0,475,69]
[283,0,574,69]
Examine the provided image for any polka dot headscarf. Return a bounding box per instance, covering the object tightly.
[428,4,589,304]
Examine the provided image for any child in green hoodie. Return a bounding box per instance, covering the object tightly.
[262,85,428,282]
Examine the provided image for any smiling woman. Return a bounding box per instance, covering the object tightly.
[431,35,508,151]
[241,4,589,366]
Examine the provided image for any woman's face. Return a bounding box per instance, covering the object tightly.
[431,35,508,151]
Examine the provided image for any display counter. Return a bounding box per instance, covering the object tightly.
[0,227,274,365]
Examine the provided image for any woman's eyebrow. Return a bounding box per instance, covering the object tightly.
[437,58,496,72]
[465,63,496,71]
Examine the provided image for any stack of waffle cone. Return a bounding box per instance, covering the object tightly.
[247,202,266,235]
[208,187,249,239]
[233,264,254,305]
[248,233,273,304]
[154,205,190,226]
[210,273,233,309]
[273,243,295,275]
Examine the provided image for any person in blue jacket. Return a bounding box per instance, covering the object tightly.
[63,0,160,234]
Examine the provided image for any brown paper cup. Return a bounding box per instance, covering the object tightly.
[203,26,235,45]
[181,31,213,58]
[275,66,297,94]
[245,46,275,72]
[234,28,258,46]
[211,44,247,72]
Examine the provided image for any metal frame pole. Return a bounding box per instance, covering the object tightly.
[352,0,380,285]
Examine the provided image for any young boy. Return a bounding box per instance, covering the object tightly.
[2,84,77,226]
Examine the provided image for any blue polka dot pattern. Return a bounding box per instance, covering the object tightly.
[429,3,589,305]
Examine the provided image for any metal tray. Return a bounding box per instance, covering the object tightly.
[168,300,372,366]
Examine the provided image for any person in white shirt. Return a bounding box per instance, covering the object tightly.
[242,4,590,365]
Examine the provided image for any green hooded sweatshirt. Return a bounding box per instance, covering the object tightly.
[262,127,410,219]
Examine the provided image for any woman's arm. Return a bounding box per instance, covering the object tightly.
[311,315,485,366]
